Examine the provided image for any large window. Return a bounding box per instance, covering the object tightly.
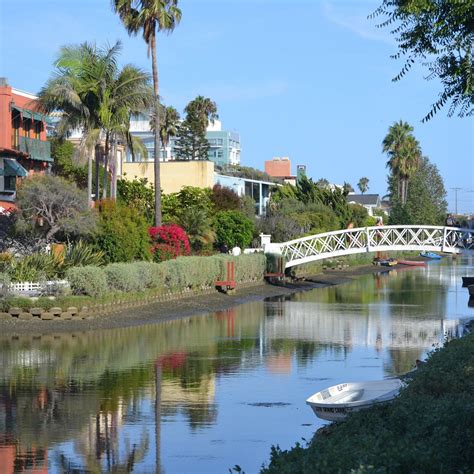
[34,121,41,140]
[23,118,31,138]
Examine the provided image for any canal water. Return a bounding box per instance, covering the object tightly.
[1,258,473,473]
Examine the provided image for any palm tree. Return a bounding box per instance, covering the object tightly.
[38,42,152,202]
[149,105,180,159]
[113,0,182,226]
[184,95,218,133]
[382,120,419,205]
[358,177,369,194]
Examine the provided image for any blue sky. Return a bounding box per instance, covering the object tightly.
[1,0,472,212]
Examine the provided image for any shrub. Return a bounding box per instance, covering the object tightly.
[66,265,108,297]
[94,201,151,263]
[211,184,241,211]
[104,263,142,292]
[63,241,105,269]
[117,177,154,224]
[0,272,11,298]
[8,253,61,282]
[149,224,191,262]
[214,211,255,249]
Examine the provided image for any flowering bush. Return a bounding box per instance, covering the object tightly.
[149,224,191,262]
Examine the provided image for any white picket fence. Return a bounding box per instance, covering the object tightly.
[7,280,69,296]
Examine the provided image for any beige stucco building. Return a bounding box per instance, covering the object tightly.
[120,160,215,194]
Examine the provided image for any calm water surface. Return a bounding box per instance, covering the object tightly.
[1,258,473,473]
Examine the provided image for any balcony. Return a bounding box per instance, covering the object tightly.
[17,137,53,162]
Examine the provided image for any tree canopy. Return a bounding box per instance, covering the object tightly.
[371,0,474,121]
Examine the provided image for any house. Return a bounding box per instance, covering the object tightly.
[0,78,53,211]
[347,193,381,216]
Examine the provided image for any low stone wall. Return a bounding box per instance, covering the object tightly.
[0,281,261,322]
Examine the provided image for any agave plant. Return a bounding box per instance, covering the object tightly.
[9,253,61,282]
[63,241,105,269]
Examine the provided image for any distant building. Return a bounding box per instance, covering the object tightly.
[215,173,275,216]
[296,164,306,183]
[264,157,297,185]
[347,193,381,216]
[126,116,241,167]
[0,78,53,211]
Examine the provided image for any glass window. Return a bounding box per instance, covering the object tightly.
[4,176,16,191]
[23,119,31,138]
[34,121,41,139]
[11,111,20,149]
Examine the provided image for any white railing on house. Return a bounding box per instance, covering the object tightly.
[265,226,474,268]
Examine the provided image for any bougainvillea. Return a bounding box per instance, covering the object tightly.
[149,224,191,262]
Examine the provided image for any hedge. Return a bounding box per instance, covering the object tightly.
[66,254,267,296]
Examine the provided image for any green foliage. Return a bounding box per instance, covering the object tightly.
[218,165,279,184]
[0,272,11,298]
[371,0,474,121]
[162,186,213,223]
[51,138,88,187]
[175,96,218,160]
[211,184,241,211]
[389,156,447,225]
[94,202,151,263]
[63,241,105,269]
[261,333,474,473]
[178,207,215,252]
[105,263,142,292]
[357,177,369,194]
[15,174,97,242]
[66,265,108,297]
[117,177,154,223]
[348,204,369,228]
[215,211,255,249]
[8,253,61,282]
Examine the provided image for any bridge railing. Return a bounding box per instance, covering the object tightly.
[274,225,474,268]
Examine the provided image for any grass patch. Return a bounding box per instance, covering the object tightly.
[261,333,474,473]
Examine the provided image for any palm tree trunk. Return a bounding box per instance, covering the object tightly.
[102,133,109,200]
[95,145,101,201]
[87,151,93,207]
[151,32,162,227]
[111,136,117,200]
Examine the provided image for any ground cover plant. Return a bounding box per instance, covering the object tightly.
[261,333,474,473]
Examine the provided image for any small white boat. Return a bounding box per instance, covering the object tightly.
[306,379,403,422]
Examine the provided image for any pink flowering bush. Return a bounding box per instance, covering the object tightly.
[149,224,191,262]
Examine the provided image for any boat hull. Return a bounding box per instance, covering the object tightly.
[420,252,441,260]
[306,380,403,422]
[398,260,426,267]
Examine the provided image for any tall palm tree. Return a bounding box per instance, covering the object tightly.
[159,105,180,159]
[113,0,182,226]
[382,120,419,205]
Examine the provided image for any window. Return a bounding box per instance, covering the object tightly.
[217,151,223,158]
[11,111,20,149]
[4,176,16,191]
[34,121,41,140]
[23,119,31,138]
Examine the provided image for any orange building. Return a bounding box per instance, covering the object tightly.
[0,78,53,212]
[264,157,296,185]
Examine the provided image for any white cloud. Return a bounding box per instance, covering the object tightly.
[322,1,395,46]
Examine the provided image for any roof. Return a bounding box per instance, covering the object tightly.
[347,194,381,206]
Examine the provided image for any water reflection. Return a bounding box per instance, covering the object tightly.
[0,261,472,473]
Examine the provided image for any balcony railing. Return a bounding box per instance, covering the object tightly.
[17,137,53,162]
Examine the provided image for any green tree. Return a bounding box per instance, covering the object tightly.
[215,211,255,249]
[211,184,241,212]
[117,177,155,223]
[382,120,421,205]
[390,156,447,225]
[114,0,182,226]
[94,202,151,263]
[175,96,218,160]
[15,175,97,243]
[178,207,215,252]
[159,105,180,155]
[39,42,152,202]
[357,177,369,194]
[370,0,474,121]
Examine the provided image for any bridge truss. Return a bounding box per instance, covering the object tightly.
[272,226,474,268]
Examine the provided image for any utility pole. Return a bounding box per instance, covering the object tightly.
[451,187,462,215]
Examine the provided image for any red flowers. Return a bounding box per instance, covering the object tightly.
[149,224,191,262]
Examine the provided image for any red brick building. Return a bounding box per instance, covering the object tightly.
[0,78,53,213]
[264,157,296,186]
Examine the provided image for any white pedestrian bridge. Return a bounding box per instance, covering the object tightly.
[264,226,474,268]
